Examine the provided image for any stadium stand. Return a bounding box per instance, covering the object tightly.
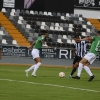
[0,8,100,48]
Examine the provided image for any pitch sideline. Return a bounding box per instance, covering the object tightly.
[0,78,100,93]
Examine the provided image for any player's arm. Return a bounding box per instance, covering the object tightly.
[72,48,76,57]
[41,40,50,48]
[28,41,36,50]
[80,36,93,42]
[71,44,76,57]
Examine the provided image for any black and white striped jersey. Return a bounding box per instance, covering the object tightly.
[73,41,88,58]
[0,45,2,49]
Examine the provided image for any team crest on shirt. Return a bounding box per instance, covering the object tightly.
[79,0,95,7]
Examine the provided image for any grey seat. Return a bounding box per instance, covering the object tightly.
[75,14,78,17]
[49,34,53,39]
[39,11,43,15]
[36,21,41,26]
[16,9,20,13]
[34,33,38,38]
[62,39,67,43]
[26,10,29,14]
[51,22,55,26]
[15,13,19,16]
[25,29,29,33]
[46,26,50,30]
[67,35,72,39]
[0,27,5,31]
[4,31,8,35]
[57,12,61,16]
[9,16,13,20]
[28,37,33,42]
[34,11,38,15]
[60,23,64,27]
[0,35,2,40]
[64,23,68,27]
[29,33,34,37]
[58,35,62,39]
[21,24,26,28]
[74,20,78,24]
[23,20,27,25]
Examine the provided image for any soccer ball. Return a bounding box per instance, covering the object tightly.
[59,72,65,78]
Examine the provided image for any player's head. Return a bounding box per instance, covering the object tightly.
[74,35,80,42]
[97,30,100,36]
[40,30,48,38]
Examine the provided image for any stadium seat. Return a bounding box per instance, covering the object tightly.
[44,11,47,15]
[67,39,72,44]
[11,9,15,13]
[0,31,5,35]
[26,24,31,29]
[72,39,75,44]
[19,16,23,20]
[63,35,68,39]
[10,12,15,16]
[48,12,52,16]
[66,13,70,17]
[2,39,7,44]
[12,40,18,45]
[18,20,22,24]
[1,8,6,12]
[82,32,87,36]
[30,10,34,14]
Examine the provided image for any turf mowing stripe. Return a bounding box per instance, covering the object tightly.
[0,78,100,93]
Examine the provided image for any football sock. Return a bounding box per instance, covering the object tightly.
[77,63,83,77]
[84,66,93,76]
[70,67,77,76]
[26,64,36,72]
[32,62,41,75]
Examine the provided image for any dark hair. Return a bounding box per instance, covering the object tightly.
[74,35,80,38]
[40,30,48,35]
[98,30,100,34]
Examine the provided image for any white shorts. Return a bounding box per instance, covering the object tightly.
[31,49,40,59]
[84,52,96,64]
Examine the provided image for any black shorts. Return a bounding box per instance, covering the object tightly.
[73,56,82,64]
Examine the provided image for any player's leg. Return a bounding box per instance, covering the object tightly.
[84,62,95,82]
[73,53,96,81]
[83,53,96,81]
[68,62,78,78]
[31,57,42,76]
[25,49,39,77]
[68,56,78,78]
[72,58,88,79]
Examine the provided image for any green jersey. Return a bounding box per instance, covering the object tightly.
[90,36,100,55]
[33,36,44,50]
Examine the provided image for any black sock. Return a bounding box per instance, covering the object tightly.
[70,67,77,76]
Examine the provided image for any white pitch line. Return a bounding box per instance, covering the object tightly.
[0,78,100,93]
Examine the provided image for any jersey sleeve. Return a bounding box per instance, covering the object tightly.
[40,36,44,40]
[92,36,97,41]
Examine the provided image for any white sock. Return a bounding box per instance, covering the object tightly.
[32,62,41,75]
[77,63,83,77]
[26,64,36,72]
[84,66,93,76]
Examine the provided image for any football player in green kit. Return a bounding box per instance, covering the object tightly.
[25,30,49,77]
[73,31,100,82]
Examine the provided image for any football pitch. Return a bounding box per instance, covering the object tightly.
[0,65,100,100]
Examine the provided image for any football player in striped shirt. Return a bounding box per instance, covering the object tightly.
[68,35,88,78]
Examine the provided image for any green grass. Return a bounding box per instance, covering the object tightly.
[0,65,100,100]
